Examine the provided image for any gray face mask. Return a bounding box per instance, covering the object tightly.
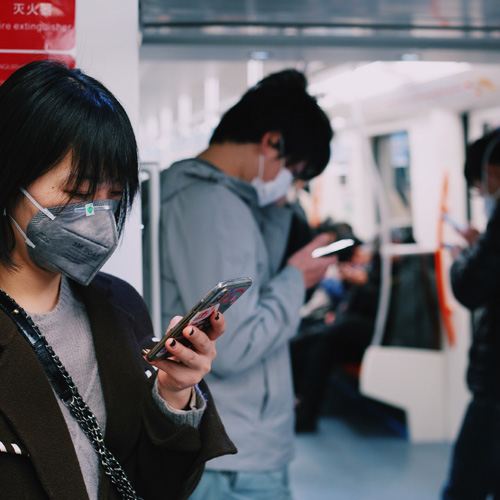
[9,188,120,286]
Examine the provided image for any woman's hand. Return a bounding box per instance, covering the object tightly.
[144,311,226,409]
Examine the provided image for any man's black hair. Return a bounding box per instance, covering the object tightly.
[464,129,500,187]
[0,59,139,267]
[209,69,333,181]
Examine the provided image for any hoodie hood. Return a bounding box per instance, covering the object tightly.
[160,158,258,206]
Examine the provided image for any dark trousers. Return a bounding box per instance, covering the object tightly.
[442,395,500,499]
[291,313,374,425]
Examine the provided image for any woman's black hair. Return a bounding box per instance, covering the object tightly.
[209,69,333,181]
[0,59,139,267]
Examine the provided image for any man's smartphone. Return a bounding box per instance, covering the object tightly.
[442,213,467,233]
[146,277,253,362]
[311,238,356,259]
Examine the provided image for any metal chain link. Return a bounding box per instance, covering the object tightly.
[0,289,143,500]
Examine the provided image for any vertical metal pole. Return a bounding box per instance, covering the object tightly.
[348,64,392,347]
[141,162,162,338]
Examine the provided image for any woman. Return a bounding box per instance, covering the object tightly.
[0,60,236,499]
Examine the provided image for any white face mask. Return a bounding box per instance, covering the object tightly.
[251,154,293,207]
[483,190,500,220]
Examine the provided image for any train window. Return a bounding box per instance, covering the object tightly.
[372,130,412,232]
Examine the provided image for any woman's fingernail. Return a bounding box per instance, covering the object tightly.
[215,312,220,320]
[141,348,150,356]
[189,327,195,336]
[169,339,177,348]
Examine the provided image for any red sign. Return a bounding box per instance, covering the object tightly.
[0,52,75,85]
[0,1,75,50]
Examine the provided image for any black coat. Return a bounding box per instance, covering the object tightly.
[0,273,236,499]
[451,203,500,398]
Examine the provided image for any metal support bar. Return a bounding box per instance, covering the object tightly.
[140,162,162,338]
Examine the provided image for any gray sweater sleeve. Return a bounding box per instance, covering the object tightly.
[152,379,207,429]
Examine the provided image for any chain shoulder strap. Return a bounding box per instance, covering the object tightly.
[0,288,143,500]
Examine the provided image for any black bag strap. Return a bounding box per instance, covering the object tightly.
[0,288,142,500]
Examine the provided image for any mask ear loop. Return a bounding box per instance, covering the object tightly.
[20,187,56,221]
[8,187,57,249]
[8,215,36,248]
[257,154,265,180]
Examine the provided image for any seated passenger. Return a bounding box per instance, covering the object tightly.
[291,223,378,433]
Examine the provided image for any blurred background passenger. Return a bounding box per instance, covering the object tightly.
[158,69,335,499]
[442,130,500,500]
[290,221,378,433]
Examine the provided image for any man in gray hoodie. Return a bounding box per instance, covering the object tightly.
[159,69,335,499]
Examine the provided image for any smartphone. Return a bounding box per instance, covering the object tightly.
[442,213,467,233]
[146,277,253,362]
[311,238,356,259]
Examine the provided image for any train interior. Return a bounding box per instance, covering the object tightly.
[3,0,500,498]
[123,1,500,498]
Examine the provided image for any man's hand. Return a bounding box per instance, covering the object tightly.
[458,224,481,247]
[287,233,338,289]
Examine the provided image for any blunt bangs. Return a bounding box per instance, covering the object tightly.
[63,75,139,233]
